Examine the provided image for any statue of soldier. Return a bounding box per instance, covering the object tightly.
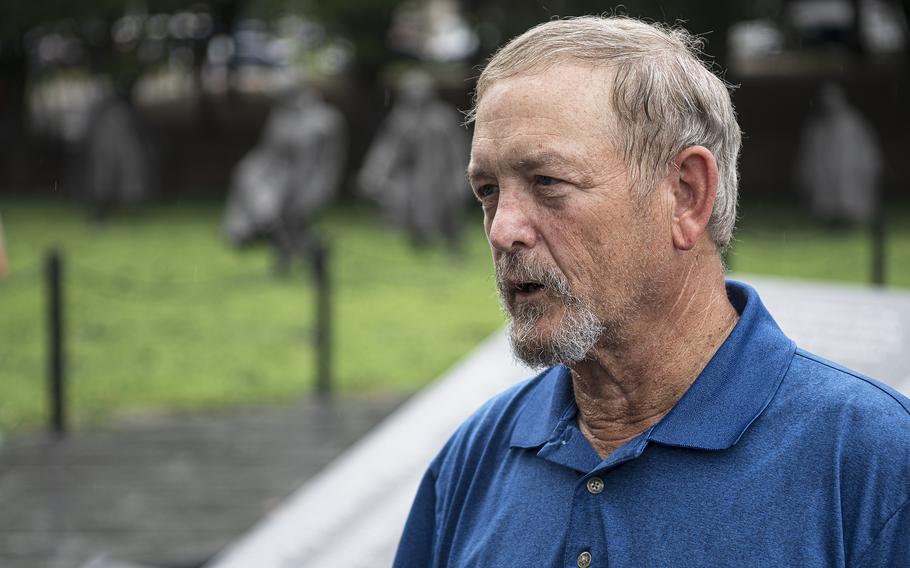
[222,85,346,271]
[83,92,154,221]
[357,70,470,252]
[795,82,884,226]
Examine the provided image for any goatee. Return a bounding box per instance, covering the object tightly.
[496,252,603,368]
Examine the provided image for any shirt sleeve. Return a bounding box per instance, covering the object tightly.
[856,495,910,567]
[392,467,439,567]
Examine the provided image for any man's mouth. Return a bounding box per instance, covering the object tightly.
[513,280,546,297]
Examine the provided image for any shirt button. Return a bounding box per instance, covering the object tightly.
[577,550,593,568]
[586,477,604,494]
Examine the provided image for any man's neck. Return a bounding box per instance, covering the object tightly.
[568,260,739,460]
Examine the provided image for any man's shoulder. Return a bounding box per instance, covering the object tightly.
[772,347,910,468]
[429,366,559,470]
[455,365,556,434]
[785,348,910,419]
[776,349,910,562]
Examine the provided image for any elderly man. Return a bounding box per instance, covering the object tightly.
[392,16,910,568]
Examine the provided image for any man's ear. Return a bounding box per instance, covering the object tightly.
[669,146,718,251]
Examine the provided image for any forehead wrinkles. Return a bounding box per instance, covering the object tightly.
[471,66,620,176]
[476,64,618,133]
[470,119,603,182]
[469,125,619,188]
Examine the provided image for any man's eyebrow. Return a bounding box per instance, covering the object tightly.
[513,150,571,172]
[517,150,595,185]
[467,148,597,190]
[466,163,491,182]
[468,150,579,178]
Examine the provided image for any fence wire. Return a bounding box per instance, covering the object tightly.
[1,239,490,315]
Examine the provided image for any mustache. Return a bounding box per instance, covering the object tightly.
[495,252,572,297]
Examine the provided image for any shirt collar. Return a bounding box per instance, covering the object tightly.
[509,365,576,449]
[510,280,796,452]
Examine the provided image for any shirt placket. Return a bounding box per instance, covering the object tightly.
[563,433,652,568]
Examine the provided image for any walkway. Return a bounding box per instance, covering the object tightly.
[0,396,406,568]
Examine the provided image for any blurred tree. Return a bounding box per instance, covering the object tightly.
[245,0,398,83]
[0,1,243,192]
[462,0,780,71]
[0,0,241,94]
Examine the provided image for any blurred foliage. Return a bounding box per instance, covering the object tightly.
[0,0,786,64]
[463,0,781,65]
[247,0,400,76]
[0,0,784,36]
[0,0,221,39]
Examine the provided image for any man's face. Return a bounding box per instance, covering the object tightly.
[468,63,671,367]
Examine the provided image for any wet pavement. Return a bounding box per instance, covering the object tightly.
[0,395,406,568]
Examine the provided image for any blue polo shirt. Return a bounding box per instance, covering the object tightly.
[393,281,910,567]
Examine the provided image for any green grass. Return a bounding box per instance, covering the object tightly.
[1,198,908,433]
[0,199,503,432]
[730,201,910,287]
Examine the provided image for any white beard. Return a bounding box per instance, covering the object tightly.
[496,252,604,368]
[505,293,604,368]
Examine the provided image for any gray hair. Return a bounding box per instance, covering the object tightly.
[467,16,742,251]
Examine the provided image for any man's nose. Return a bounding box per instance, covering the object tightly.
[488,193,537,253]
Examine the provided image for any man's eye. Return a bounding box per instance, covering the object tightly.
[476,184,499,199]
[536,175,559,186]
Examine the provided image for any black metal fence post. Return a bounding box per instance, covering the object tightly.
[312,241,331,397]
[46,249,66,437]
